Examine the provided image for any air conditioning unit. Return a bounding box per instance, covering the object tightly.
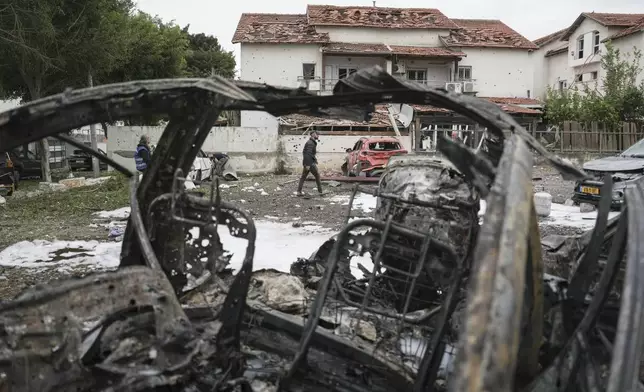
[445,82,462,94]
[393,62,406,74]
[462,81,476,93]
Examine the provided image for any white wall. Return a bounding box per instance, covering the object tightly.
[106,125,411,174]
[239,43,323,128]
[545,51,572,95]
[533,38,570,99]
[610,32,644,87]
[568,18,610,69]
[457,47,534,97]
[316,26,449,46]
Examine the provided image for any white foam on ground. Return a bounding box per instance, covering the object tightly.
[330,193,378,214]
[94,207,131,220]
[0,240,121,270]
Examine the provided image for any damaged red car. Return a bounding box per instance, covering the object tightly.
[341,136,408,177]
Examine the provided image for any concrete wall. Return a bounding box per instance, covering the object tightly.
[106,125,412,174]
[533,39,570,99]
[316,26,449,46]
[456,47,534,97]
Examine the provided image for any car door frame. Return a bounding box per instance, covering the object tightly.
[348,140,362,170]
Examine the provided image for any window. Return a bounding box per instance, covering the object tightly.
[369,141,401,151]
[457,66,472,80]
[593,31,600,54]
[302,63,315,80]
[558,80,567,91]
[577,35,584,59]
[591,71,598,80]
[339,67,357,79]
[406,69,427,82]
[576,74,583,82]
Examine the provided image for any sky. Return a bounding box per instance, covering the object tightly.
[134,0,644,74]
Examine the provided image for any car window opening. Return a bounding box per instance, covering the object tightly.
[369,142,401,151]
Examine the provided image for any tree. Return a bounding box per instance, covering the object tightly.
[103,13,189,83]
[183,31,236,79]
[0,0,134,181]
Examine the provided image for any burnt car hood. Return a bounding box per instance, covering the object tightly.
[583,156,644,172]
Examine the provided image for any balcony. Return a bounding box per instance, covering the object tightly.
[297,77,465,94]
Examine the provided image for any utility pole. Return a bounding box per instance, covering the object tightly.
[88,70,100,177]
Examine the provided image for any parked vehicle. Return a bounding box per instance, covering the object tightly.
[8,148,42,179]
[341,137,408,177]
[67,149,109,171]
[573,138,644,209]
[0,152,18,196]
[187,150,213,182]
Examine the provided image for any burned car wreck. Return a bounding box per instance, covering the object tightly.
[0,66,641,392]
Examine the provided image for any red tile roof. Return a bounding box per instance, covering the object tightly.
[306,5,459,29]
[545,47,568,57]
[604,17,644,41]
[481,97,543,106]
[442,19,538,50]
[561,12,644,40]
[232,13,330,44]
[322,42,465,58]
[533,28,567,48]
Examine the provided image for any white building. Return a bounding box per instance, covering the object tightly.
[533,12,644,100]
[232,5,542,129]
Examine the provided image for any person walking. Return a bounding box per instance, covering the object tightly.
[134,135,151,174]
[297,131,324,197]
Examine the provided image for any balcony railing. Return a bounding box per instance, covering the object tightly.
[297,77,461,93]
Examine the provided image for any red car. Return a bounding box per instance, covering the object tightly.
[341,137,408,177]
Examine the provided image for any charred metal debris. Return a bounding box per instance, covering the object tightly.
[0,66,638,392]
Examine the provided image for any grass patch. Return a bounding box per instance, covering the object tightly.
[0,174,130,249]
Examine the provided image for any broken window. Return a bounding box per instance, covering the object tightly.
[369,142,401,151]
[577,35,584,59]
[406,69,426,82]
[339,67,357,79]
[302,63,316,80]
[558,80,567,91]
[457,66,472,81]
[591,71,598,80]
[576,74,583,82]
[593,31,600,54]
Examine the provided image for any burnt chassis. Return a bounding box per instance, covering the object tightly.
[0,66,640,392]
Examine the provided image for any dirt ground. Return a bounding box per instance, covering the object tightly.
[0,164,582,300]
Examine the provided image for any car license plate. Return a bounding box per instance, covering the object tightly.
[581,186,599,195]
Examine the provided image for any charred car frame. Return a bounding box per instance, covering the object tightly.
[0,66,642,392]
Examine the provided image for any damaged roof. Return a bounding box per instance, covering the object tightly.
[322,42,466,58]
[414,98,542,115]
[604,16,644,41]
[561,12,644,40]
[232,13,330,44]
[442,19,538,50]
[545,46,569,57]
[533,28,568,48]
[279,104,394,128]
[306,5,459,29]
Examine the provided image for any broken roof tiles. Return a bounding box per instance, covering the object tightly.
[306,5,459,29]
[232,13,329,44]
[481,97,543,106]
[442,19,538,50]
[533,28,568,48]
[562,12,644,40]
[322,42,465,58]
[413,99,542,115]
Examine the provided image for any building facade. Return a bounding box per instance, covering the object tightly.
[533,13,644,100]
[232,5,540,129]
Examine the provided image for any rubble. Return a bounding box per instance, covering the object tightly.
[0,66,638,392]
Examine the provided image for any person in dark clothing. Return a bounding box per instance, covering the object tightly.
[297,131,324,196]
[134,135,151,173]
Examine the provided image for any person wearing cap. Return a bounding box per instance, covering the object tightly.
[297,131,324,196]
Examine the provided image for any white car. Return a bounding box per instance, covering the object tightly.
[187,149,212,182]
